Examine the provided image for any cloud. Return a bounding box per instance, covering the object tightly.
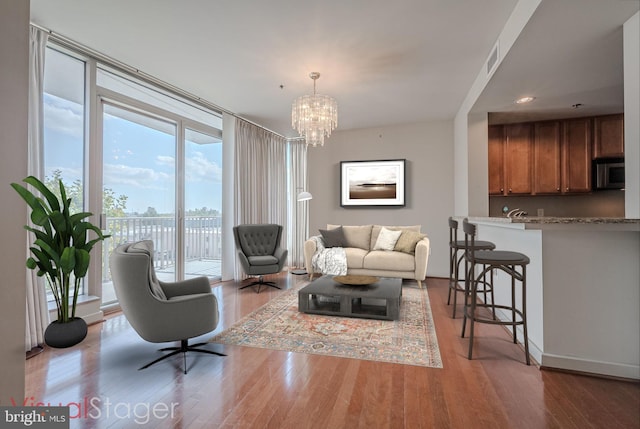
[185,151,223,183]
[103,163,172,189]
[43,94,84,138]
[347,165,398,184]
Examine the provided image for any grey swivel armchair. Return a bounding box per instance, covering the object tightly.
[109,240,225,374]
[233,224,288,293]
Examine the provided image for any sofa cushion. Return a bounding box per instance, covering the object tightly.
[394,230,426,254]
[370,225,421,249]
[373,227,403,251]
[328,224,372,250]
[363,250,415,272]
[319,226,348,247]
[344,247,368,269]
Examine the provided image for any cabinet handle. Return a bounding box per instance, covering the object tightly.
[508,188,512,193]
[566,187,569,191]
[500,188,504,192]
[556,187,560,191]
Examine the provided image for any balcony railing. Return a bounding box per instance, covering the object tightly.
[101,215,222,282]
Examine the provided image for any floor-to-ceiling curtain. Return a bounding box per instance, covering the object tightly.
[25,26,50,352]
[234,119,288,279]
[288,140,309,269]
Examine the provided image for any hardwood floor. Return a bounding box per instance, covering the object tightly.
[25,275,639,428]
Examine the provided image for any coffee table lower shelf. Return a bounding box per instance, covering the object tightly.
[298,275,402,321]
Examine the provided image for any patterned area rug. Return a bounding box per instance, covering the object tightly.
[210,283,443,368]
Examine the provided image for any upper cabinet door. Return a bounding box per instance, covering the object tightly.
[488,125,505,195]
[593,114,624,158]
[505,123,533,195]
[533,121,562,194]
[562,118,592,193]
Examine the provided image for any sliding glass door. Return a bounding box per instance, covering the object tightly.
[99,102,223,304]
[101,103,177,304]
[183,128,223,279]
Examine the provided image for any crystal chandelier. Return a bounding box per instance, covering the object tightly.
[292,72,338,147]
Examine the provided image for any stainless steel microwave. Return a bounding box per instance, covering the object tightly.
[593,158,625,190]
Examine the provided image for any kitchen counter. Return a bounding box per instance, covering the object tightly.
[465,216,639,224]
[468,218,640,379]
[463,216,640,231]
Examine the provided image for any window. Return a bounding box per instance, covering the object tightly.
[42,42,224,307]
[42,47,87,299]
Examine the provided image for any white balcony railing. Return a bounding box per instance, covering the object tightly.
[101,215,222,282]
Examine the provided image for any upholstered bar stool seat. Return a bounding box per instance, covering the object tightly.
[448,217,496,318]
[461,219,531,365]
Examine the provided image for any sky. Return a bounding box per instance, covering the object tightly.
[43,93,223,215]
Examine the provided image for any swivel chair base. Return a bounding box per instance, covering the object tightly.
[140,339,226,374]
[239,275,281,293]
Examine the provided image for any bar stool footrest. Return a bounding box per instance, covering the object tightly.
[465,303,525,326]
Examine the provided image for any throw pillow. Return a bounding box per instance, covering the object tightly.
[327,224,372,250]
[373,227,403,251]
[394,230,426,254]
[319,226,348,247]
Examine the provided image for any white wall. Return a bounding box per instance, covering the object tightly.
[476,221,640,379]
[467,113,490,216]
[454,0,541,216]
[307,120,454,278]
[0,0,29,404]
[541,229,640,379]
[624,12,640,218]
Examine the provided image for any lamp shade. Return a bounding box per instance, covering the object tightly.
[297,191,313,202]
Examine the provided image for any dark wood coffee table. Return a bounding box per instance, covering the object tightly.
[298,275,402,320]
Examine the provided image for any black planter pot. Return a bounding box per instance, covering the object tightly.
[44,317,88,348]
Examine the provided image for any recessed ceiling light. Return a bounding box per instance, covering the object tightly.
[515,96,536,104]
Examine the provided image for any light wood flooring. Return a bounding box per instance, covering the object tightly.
[25,275,639,428]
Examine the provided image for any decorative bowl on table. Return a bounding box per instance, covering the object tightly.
[333,275,379,286]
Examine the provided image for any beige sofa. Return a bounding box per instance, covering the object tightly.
[304,224,430,288]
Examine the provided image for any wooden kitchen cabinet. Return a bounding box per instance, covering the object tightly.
[504,123,533,195]
[489,117,594,196]
[533,121,562,194]
[593,114,624,158]
[488,125,505,195]
[562,118,592,193]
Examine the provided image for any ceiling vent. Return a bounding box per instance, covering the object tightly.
[486,41,499,75]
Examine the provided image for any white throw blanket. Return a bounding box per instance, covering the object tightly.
[310,236,348,276]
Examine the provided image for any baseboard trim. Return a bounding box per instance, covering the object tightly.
[541,353,640,380]
[49,295,104,325]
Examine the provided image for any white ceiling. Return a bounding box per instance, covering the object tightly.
[30,0,639,136]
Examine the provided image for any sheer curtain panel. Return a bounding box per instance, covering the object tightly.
[25,26,50,352]
[233,119,288,279]
[288,141,309,269]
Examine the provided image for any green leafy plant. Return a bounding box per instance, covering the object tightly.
[11,176,110,323]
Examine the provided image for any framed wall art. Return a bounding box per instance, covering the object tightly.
[340,159,406,207]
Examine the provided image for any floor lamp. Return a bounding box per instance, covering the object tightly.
[290,190,312,275]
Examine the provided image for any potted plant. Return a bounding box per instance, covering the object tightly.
[11,176,110,348]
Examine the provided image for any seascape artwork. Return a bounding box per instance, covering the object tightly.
[340,159,405,206]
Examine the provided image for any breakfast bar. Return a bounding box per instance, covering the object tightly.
[466,216,640,379]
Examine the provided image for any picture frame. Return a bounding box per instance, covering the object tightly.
[340,159,406,207]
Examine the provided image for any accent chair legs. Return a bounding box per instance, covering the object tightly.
[139,339,226,374]
[239,275,281,293]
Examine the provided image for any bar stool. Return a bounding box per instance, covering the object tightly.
[460,219,531,365]
[447,217,495,318]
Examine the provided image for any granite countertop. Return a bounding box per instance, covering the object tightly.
[468,216,640,224]
[510,216,640,224]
